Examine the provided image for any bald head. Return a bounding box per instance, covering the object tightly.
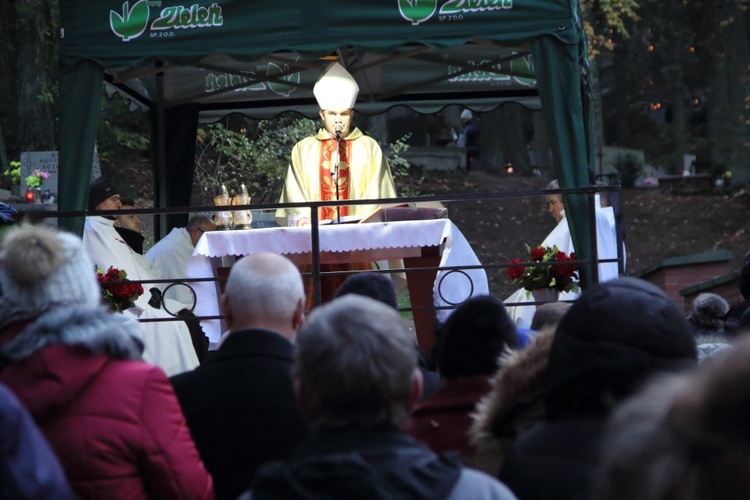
[221,253,305,340]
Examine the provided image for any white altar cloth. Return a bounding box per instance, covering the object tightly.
[187,219,488,343]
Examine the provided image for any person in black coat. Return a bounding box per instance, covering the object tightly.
[726,251,750,335]
[498,277,697,500]
[170,253,308,500]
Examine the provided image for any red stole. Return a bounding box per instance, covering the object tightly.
[319,138,351,220]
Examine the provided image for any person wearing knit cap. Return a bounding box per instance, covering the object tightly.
[88,176,121,211]
[687,292,729,340]
[275,61,399,307]
[456,109,480,170]
[407,295,519,462]
[83,176,203,375]
[0,226,214,499]
[498,277,697,500]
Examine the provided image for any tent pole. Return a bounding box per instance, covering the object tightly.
[155,62,167,239]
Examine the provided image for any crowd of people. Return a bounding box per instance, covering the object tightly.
[3,60,750,499]
[2,219,748,499]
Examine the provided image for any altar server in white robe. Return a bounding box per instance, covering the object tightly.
[83,177,200,376]
[505,182,620,330]
[146,215,216,306]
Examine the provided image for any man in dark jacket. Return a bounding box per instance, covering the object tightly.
[498,277,697,500]
[249,295,517,499]
[171,253,308,500]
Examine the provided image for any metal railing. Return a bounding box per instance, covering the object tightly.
[17,184,624,324]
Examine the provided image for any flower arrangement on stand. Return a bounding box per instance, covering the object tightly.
[25,169,50,189]
[24,169,51,203]
[96,267,144,312]
[507,244,579,299]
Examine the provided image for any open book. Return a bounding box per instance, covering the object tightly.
[359,202,448,224]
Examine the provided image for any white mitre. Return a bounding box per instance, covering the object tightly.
[313,62,359,110]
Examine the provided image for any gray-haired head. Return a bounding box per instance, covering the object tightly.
[186,214,216,246]
[222,253,305,341]
[294,295,417,429]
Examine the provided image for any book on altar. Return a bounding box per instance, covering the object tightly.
[359,202,448,224]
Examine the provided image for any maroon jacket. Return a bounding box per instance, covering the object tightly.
[1,343,214,499]
[407,375,493,460]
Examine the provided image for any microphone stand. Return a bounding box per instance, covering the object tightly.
[334,128,342,224]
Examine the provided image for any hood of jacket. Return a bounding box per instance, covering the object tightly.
[252,427,462,500]
[0,307,143,419]
[470,328,554,455]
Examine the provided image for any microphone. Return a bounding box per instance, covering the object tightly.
[334,123,343,138]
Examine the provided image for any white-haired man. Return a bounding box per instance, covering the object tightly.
[248,295,517,499]
[171,253,308,500]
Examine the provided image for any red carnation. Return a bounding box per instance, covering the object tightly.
[530,247,546,261]
[507,258,526,280]
[555,251,569,261]
[554,264,575,279]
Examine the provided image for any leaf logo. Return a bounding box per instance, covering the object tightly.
[110,0,150,42]
[267,62,300,97]
[399,0,437,26]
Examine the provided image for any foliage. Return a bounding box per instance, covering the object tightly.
[194,117,415,205]
[3,160,20,186]
[580,0,640,57]
[384,134,415,195]
[194,116,315,205]
[96,94,151,164]
[613,151,644,187]
[507,244,580,294]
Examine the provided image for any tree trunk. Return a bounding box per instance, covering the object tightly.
[16,0,56,152]
[480,104,529,174]
[589,58,605,178]
[721,1,750,185]
[532,110,553,174]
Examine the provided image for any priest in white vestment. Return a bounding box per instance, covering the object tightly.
[275,62,403,305]
[146,215,216,306]
[82,177,200,376]
[505,184,620,329]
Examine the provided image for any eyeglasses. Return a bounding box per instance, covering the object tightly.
[108,195,121,203]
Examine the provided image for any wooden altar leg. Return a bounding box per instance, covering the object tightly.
[403,253,441,356]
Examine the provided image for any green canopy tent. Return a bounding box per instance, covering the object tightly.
[58,0,597,284]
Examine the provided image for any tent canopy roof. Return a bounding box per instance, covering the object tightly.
[57,0,598,285]
[62,0,583,119]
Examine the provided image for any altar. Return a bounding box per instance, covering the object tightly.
[187,219,488,352]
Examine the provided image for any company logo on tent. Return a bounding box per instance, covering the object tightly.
[399,0,437,25]
[399,0,513,25]
[266,62,301,97]
[205,64,300,97]
[111,0,150,42]
[449,55,535,86]
[110,1,224,42]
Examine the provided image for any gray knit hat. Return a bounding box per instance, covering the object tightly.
[0,225,100,325]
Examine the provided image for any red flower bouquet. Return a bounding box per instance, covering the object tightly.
[507,244,580,295]
[96,267,144,312]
